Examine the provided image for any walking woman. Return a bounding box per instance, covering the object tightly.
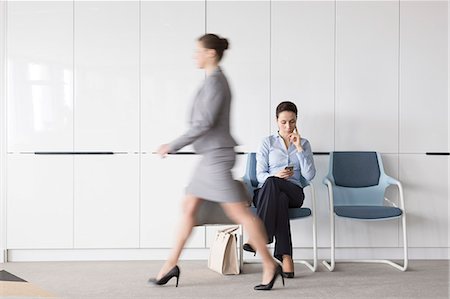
[149,34,283,291]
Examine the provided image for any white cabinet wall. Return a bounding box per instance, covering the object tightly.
[72,2,141,249]
[7,155,73,249]
[5,2,75,250]
[271,1,335,152]
[400,155,448,248]
[207,0,271,152]
[3,1,449,258]
[74,1,139,152]
[0,0,5,264]
[74,154,140,248]
[140,1,206,248]
[398,1,449,250]
[335,1,399,153]
[140,1,205,152]
[399,1,448,153]
[332,1,402,247]
[7,1,73,152]
[140,154,205,248]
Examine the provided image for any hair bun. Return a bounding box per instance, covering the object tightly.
[198,33,229,61]
[221,38,229,50]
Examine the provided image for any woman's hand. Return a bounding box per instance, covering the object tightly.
[289,127,303,152]
[156,144,170,157]
[275,168,294,179]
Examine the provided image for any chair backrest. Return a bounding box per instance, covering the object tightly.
[326,151,390,206]
[244,152,258,188]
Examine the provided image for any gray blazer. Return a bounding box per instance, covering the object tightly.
[169,67,237,153]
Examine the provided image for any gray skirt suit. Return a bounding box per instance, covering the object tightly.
[168,67,248,203]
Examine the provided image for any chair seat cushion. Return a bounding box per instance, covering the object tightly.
[334,205,402,219]
[250,207,312,218]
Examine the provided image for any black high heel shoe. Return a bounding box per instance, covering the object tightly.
[254,265,285,291]
[283,272,294,279]
[149,265,180,287]
[243,243,256,256]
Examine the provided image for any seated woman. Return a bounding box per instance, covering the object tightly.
[244,101,316,278]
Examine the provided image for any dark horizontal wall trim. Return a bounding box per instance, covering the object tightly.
[149,151,330,155]
[34,152,115,155]
[163,151,247,155]
[26,152,448,156]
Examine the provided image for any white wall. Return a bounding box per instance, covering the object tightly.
[1,0,449,261]
[140,1,206,249]
[447,0,450,258]
[400,1,448,254]
[0,0,6,263]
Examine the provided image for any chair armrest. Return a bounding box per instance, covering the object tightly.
[322,177,335,209]
[303,181,317,213]
[385,176,406,210]
[323,176,333,186]
[386,176,400,186]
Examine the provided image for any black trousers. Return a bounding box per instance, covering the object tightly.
[253,176,304,262]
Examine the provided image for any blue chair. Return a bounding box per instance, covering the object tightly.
[322,151,408,271]
[242,153,317,272]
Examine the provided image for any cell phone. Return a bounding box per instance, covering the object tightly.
[285,166,294,171]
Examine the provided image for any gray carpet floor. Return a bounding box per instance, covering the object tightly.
[0,260,449,299]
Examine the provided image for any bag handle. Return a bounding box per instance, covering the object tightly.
[219,225,240,234]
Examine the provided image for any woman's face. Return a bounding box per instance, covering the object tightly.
[277,111,297,135]
[194,41,215,69]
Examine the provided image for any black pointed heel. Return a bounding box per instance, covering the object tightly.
[149,265,180,287]
[254,265,284,291]
[243,243,257,256]
[283,272,294,279]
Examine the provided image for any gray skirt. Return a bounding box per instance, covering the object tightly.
[186,147,249,203]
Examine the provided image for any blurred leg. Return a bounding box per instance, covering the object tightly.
[221,201,277,285]
[157,194,203,279]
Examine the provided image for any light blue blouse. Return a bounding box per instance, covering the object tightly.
[256,133,316,188]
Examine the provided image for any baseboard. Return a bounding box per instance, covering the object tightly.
[5,247,449,262]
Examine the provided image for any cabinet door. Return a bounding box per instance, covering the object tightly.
[74,155,139,248]
[399,1,448,153]
[7,154,73,249]
[207,0,271,152]
[271,1,335,152]
[141,1,205,152]
[335,1,399,152]
[400,155,448,248]
[74,2,139,152]
[140,154,205,248]
[7,2,73,152]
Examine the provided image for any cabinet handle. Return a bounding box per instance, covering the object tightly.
[34,152,115,155]
[150,151,247,155]
[150,151,329,155]
[426,152,450,156]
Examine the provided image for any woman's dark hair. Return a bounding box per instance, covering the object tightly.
[198,33,229,62]
[276,101,298,118]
